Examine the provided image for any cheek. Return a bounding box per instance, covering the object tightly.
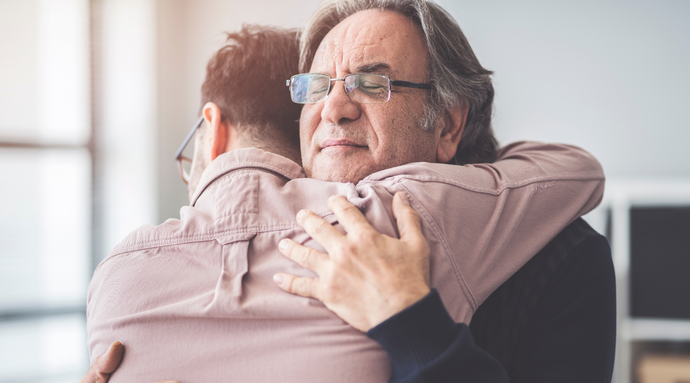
[366,105,410,151]
[381,103,437,162]
[299,105,321,146]
[361,106,391,148]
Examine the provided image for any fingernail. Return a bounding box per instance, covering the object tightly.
[279,239,289,251]
[273,274,284,285]
[398,192,410,205]
[296,209,309,221]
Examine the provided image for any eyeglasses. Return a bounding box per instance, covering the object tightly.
[174,117,204,184]
[286,73,433,104]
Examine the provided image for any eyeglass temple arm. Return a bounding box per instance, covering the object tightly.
[390,80,433,90]
[174,117,205,160]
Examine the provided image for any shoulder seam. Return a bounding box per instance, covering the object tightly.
[361,172,604,196]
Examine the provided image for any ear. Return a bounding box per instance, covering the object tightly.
[436,103,468,163]
[202,102,232,161]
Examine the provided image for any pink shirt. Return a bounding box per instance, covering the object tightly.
[87,142,604,383]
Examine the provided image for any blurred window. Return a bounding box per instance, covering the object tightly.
[0,0,91,381]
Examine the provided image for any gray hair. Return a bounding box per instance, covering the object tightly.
[300,0,498,164]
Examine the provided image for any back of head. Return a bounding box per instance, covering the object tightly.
[201,25,302,155]
[300,0,498,165]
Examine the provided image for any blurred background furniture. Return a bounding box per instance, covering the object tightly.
[588,179,690,383]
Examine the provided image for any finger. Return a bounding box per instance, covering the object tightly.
[392,192,427,252]
[327,195,373,235]
[278,238,329,273]
[95,341,124,374]
[79,342,124,383]
[273,273,320,299]
[296,208,345,252]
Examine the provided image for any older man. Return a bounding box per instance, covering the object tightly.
[273,1,615,382]
[83,3,612,382]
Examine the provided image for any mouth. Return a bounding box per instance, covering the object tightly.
[320,139,367,151]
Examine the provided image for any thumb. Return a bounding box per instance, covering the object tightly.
[392,192,426,251]
[94,342,124,374]
[79,342,124,383]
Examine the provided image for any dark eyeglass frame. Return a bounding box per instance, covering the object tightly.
[174,117,204,184]
[286,73,433,104]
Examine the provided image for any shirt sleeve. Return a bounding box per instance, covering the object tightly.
[361,141,606,323]
[367,289,509,383]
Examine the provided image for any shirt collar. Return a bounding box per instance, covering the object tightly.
[190,148,306,206]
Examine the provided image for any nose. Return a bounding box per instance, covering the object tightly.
[321,80,361,124]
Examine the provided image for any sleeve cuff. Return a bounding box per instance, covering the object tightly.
[366,289,459,373]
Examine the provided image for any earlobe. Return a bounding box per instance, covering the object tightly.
[202,102,228,161]
[436,103,468,163]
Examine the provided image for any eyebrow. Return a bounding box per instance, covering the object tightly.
[355,62,392,74]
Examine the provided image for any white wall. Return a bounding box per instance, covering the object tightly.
[95,0,158,255]
[442,0,690,178]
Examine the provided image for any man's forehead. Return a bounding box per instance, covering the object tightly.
[312,24,395,73]
[309,10,427,79]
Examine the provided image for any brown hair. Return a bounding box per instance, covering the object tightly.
[200,25,302,153]
[300,0,498,165]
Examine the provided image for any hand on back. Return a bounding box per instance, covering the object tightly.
[274,192,431,332]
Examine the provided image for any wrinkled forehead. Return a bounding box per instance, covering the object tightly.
[310,9,428,81]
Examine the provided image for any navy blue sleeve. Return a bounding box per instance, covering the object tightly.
[367,289,508,383]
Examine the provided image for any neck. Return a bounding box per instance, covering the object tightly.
[235,136,302,167]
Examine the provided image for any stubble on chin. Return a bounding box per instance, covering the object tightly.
[308,153,374,184]
[303,122,374,183]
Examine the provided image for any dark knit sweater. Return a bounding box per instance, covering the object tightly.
[368,218,616,383]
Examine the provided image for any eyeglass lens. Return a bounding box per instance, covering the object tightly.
[289,73,391,104]
[345,74,390,103]
[177,156,192,184]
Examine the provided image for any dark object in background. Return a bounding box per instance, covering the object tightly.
[630,206,690,320]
